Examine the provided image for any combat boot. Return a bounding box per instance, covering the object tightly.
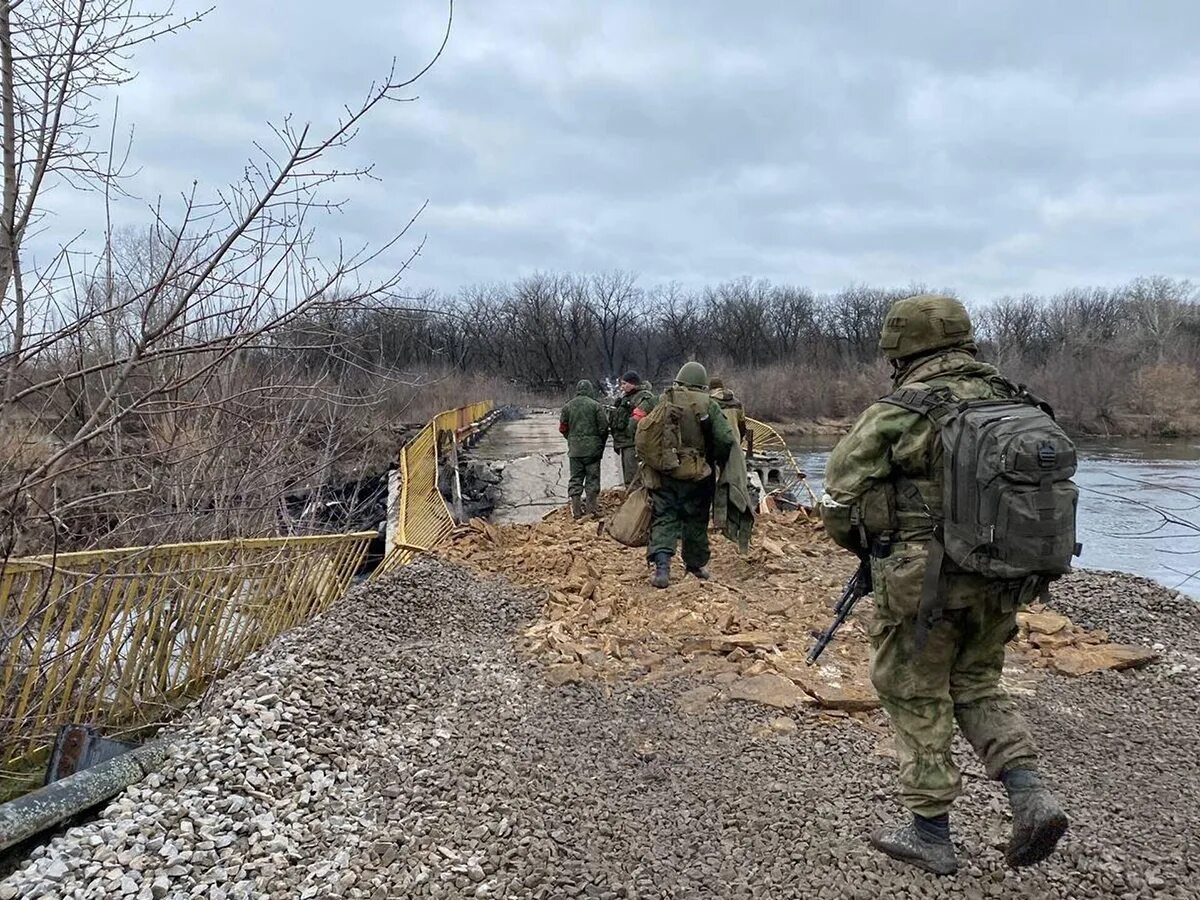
[686,565,712,580]
[584,491,600,517]
[570,496,584,519]
[650,554,671,589]
[1002,769,1068,867]
[870,818,958,876]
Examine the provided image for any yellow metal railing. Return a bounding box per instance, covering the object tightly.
[375,400,494,575]
[747,417,802,472]
[746,417,818,504]
[0,532,372,773]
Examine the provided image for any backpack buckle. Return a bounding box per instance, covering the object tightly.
[1037,442,1057,468]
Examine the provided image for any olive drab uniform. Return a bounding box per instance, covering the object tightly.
[610,385,657,487]
[559,380,609,517]
[643,362,736,586]
[708,379,748,444]
[821,294,1067,876]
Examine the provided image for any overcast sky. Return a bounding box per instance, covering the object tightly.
[45,1,1200,299]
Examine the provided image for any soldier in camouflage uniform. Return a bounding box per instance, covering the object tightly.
[559,380,609,518]
[708,376,748,443]
[609,371,657,488]
[820,295,1068,876]
[645,362,737,588]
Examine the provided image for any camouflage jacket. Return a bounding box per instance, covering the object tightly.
[609,387,656,450]
[822,351,1012,551]
[821,350,1026,609]
[559,382,609,458]
[710,387,747,438]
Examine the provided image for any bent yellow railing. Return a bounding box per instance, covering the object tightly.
[746,417,819,504]
[375,400,494,575]
[746,417,803,473]
[0,532,372,775]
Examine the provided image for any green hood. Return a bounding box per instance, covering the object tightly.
[893,349,996,389]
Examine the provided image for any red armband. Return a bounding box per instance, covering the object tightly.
[559,422,569,435]
[631,407,648,421]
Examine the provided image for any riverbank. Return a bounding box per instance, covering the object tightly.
[3,549,1197,898]
[762,414,1200,441]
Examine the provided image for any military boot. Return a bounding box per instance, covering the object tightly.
[1002,769,1068,867]
[584,491,600,517]
[650,554,671,589]
[870,818,958,876]
[570,496,584,519]
[686,565,712,580]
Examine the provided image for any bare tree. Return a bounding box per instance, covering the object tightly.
[586,270,641,377]
[0,0,455,555]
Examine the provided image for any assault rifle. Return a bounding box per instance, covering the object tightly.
[806,558,873,665]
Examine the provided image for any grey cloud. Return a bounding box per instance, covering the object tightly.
[26,0,1200,300]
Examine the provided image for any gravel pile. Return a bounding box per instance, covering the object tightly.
[3,560,1198,899]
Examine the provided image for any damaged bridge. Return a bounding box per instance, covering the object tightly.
[2,403,1198,899]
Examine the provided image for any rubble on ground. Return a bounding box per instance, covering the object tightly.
[1014,607,1160,675]
[439,492,1159,715]
[7,559,1199,898]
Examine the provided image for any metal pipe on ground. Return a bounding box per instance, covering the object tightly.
[0,742,169,853]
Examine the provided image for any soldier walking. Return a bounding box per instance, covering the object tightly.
[820,295,1070,876]
[639,362,736,588]
[559,380,609,518]
[708,376,748,444]
[609,371,656,488]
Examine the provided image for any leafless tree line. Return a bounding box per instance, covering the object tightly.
[0,0,455,556]
[280,272,1200,429]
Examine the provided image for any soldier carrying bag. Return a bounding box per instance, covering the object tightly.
[634,387,712,482]
[607,484,652,547]
[883,381,1082,646]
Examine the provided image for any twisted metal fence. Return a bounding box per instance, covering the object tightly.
[0,399,493,787]
[375,400,494,575]
[0,532,371,776]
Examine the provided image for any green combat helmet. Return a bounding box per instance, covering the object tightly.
[878,294,974,361]
[675,361,709,389]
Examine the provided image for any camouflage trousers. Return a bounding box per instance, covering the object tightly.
[647,475,714,567]
[869,545,1039,818]
[567,455,602,499]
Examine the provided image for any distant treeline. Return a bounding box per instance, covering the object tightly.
[273,273,1200,436]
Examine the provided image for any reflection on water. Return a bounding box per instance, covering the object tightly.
[784,435,1200,597]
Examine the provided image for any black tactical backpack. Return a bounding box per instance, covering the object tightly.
[885,382,1081,581]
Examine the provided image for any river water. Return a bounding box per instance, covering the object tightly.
[787,436,1200,597]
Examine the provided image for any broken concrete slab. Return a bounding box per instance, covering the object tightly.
[726,673,811,709]
[677,685,720,714]
[1050,644,1160,677]
[1020,611,1071,635]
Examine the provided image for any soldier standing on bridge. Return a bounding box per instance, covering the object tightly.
[608,372,657,488]
[559,380,609,518]
[709,376,749,448]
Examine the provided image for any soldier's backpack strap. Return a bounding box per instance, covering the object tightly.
[878,385,956,425]
[879,384,955,653]
[984,374,1057,419]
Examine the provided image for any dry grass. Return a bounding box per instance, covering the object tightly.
[705,361,889,422]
